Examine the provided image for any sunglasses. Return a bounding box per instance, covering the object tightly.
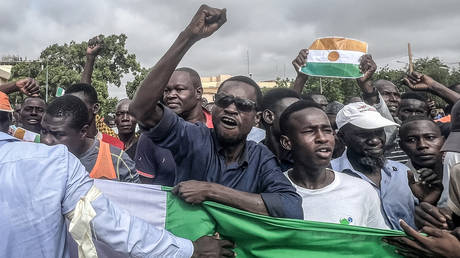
[214,93,257,112]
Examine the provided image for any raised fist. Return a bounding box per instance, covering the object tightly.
[357,54,377,84]
[292,49,309,75]
[185,5,227,41]
[16,78,40,97]
[86,36,103,56]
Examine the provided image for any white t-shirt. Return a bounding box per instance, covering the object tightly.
[285,169,389,229]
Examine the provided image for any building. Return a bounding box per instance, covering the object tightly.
[0,65,12,84]
[201,74,277,103]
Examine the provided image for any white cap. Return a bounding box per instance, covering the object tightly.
[336,102,399,130]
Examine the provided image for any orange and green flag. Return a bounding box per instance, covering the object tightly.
[301,37,368,78]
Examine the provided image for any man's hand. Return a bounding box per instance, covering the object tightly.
[403,71,437,91]
[407,169,443,205]
[15,78,40,97]
[192,235,235,257]
[86,36,103,56]
[415,202,452,230]
[184,4,227,42]
[384,220,460,258]
[172,180,216,204]
[356,54,377,84]
[292,49,309,76]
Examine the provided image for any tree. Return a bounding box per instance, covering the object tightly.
[9,34,141,116]
[126,67,150,99]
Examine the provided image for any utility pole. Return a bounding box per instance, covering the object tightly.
[247,49,252,78]
[320,78,323,94]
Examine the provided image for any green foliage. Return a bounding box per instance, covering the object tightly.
[274,77,294,88]
[9,34,141,117]
[126,67,150,99]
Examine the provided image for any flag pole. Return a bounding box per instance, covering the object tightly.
[408,43,414,74]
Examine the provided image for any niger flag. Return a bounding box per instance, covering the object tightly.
[301,37,368,78]
[69,180,404,258]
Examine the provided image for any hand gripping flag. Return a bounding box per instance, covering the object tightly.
[301,37,368,78]
[69,180,405,258]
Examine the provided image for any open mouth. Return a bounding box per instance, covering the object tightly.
[387,105,398,112]
[27,119,39,124]
[220,116,238,128]
[315,147,332,158]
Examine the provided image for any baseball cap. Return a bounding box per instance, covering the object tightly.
[336,102,398,130]
[0,92,13,112]
[441,100,460,152]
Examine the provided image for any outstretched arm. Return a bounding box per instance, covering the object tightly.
[129,5,226,128]
[403,72,460,104]
[173,180,269,216]
[81,36,103,85]
[356,54,379,105]
[0,78,40,96]
[291,49,309,94]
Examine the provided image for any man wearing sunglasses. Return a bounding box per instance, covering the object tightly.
[130,5,303,219]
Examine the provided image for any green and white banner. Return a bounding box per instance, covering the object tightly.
[75,180,405,257]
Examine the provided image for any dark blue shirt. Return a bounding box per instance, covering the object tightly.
[143,106,303,219]
[134,134,176,186]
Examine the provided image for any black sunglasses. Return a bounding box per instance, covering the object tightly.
[214,93,257,112]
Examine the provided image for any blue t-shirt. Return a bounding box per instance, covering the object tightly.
[142,106,303,219]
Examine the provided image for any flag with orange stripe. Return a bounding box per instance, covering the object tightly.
[301,37,368,78]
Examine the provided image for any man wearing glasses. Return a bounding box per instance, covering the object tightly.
[130,5,302,219]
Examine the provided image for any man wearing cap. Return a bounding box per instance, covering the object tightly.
[331,102,416,230]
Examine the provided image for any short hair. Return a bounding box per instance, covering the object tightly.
[326,101,344,115]
[217,75,263,111]
[261,88,300,111]
[175,67,202,89]
[46,95,89,130]
[399,115,440,137]
[65,83,98,104]
[116,98,131,110]
[373,79,396,90]
[401,92,428,102]
[279,100,323,135]
[301,92,323,101]
[22,97,46,107]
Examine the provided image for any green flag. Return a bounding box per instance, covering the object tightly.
[56,86,65,97]
[90,180,405,258]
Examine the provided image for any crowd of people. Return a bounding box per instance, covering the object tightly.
[2,4,460,258]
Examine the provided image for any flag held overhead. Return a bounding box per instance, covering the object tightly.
[301,37,368,79]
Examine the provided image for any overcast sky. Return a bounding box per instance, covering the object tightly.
[1,0,459,98]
